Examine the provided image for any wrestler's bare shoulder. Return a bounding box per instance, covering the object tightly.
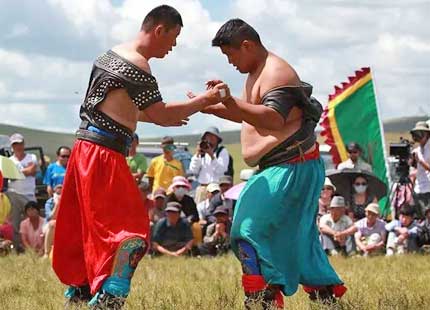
[260,53,300,91]
[111,44,152,74]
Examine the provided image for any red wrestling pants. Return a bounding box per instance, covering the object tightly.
[52,140,149,294]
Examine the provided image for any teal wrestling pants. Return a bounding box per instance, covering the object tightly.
[231,158,343,296]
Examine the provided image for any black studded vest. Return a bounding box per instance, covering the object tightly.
[79,50,163,140]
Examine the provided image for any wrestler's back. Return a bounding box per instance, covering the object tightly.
[96,44,151,133]
[241,53,312,167]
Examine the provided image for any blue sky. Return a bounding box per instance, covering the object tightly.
[0,0,429,137]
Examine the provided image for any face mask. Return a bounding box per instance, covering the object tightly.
[174,187,187,199]
[354,185,367,194]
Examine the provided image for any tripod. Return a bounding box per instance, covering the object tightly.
[389,173,414,220]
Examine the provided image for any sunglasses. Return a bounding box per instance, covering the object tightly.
[354,182,367,186]
[60,155,70,158]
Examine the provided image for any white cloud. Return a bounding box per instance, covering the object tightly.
[0,0,429,137]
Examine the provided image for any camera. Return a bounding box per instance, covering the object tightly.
[199,140,212,151]
[389,138,412,183]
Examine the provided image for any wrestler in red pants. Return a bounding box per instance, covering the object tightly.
[53,140,149,306]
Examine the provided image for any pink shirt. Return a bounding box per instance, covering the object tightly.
[19,216,44,251]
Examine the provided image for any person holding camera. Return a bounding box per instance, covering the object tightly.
[410,121,430,219]
[189,127,231,203]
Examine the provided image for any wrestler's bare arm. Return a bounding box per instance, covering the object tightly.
[201,103,243,123]
[138,83,229,126]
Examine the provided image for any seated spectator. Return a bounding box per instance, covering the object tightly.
[337,142,372,171]
[386,205,419,255]
[43,146,70,197]
[126,133,148,184]
[319,196,355,256]
[354,203,386,256]
[138,181,154,212]
[417,209,430,248]
[318,178,336,218]
[197,182,221,226]
[149,188,167,226]
[166,176,201,244]
[199,207,231,256]
[19,201,44,256]
[347,175,378,221]
[209,176,234,216]
[43,184,62,258]
[151,202,194,257]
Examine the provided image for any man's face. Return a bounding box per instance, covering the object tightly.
[54,186,62,196]
[215,213,228,223]
[366,211,378,225]
[202,133,219,148]
[220,44,252,74]
[412,131,428,144]
[166,211,180,225]
[26,207,39,219]
[57,148,71,167]
[12,142,25,155]
[400,214,413,227]
[162,143,175,156]
[155,24,181,58]
[320,186,334,199]
[348,149,360,162]
[330,207,344,222]
[220,183,232,194]
[154,197,165,209]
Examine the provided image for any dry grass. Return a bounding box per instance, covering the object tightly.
[1,253,430,309]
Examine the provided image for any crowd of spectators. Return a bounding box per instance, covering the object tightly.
[1,120,430,261]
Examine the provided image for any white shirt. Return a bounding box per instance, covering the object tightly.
[8,153,38,200]
[189,146,229,184]
[337,158,372,172]
[320,214,353,232]
[197,199,211,221]
[413,139,430,193]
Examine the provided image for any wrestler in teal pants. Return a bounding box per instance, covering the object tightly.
[231,158,343,296]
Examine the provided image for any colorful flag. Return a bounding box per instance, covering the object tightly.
[320,67,390,216]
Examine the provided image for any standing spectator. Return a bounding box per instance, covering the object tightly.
[6,133,38,252]
[337,142,372,172]
[20,201,44,256]
[126,133,148,184]
[147,136,184,193]
[43,146,71,197]
[151,202,194,257]
[319,196,355,256]
[347,175,378,221]
[199,207,231,256]
[410,121,430,219]
[197,182,221,225]
[8,133,38,201]
[354,203,386,256]
[318,177,336,218]
[189,127,231,203]
[43,184,62,258]
[385,205,419,255]
[166,176,201,244]
[149,188,167,226]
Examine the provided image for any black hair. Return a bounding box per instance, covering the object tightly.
[24,201,39,212]
[212,18,261,48]
[56,146,71,156]
[141,5,183,32]
[399,205,415,217]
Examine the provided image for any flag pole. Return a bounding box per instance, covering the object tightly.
[369,66,393,218]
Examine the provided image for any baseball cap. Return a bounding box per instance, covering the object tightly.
[153,188,167,199]
[207,183,221,193]
[10,133,24,145]
[213,207,229,216]
[161,136,174,145]
[165,202,182,212]
[219,175,233,185]
[329,196,346,208]
[365,203,380,215]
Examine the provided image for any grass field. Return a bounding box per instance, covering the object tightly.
[1,253,430,309]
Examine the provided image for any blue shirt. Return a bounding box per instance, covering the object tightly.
[152,217,193,245]
[44,198,55,224]
[43,162,66,188]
